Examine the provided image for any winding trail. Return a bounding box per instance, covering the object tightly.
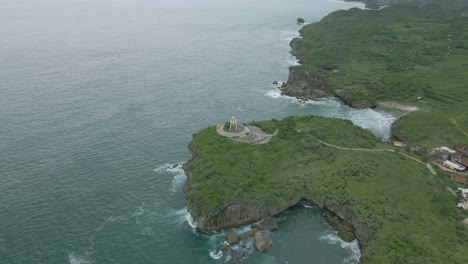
[306,133,436,175]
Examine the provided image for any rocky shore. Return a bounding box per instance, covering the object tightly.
[183,144,371,253]
[280,67,376,109]
[282,40,377,109]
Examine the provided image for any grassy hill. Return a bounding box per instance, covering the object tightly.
[290,1,468,149]
[185,116,468,263]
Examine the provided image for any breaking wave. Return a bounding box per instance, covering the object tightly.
[320,233,361,264]
[209,250,223,260]
[154,162,187,192]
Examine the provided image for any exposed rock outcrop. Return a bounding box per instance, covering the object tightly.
[322,210,356,242]
[251,216,278,231]
[220,244,230,253]
[253,233,273,253]
[239,228,258,240]
[281,67,335,100]
[226,232,239,245]
[184,199,297,232]
[281,67,376,108]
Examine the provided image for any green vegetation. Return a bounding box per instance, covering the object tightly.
[291,1,468,148]
[185,116,468,263]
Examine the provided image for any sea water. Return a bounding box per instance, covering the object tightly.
[0,0,396,263]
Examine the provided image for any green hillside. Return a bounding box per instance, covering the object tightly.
[291,1,468,148]
[185,116,468,263]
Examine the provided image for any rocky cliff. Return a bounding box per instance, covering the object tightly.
[281,67,335,100]
[183,140,372,252]
[284,37,377,108]
[281,67,376,108]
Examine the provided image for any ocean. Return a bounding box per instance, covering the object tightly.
[0,0,398,263]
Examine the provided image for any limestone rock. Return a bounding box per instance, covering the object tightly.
[220,245,230,253]
[323,210,356,242]
[251,216,278,231]
[239,228,258,240]
[253,233,272,253]
[282,67,336,100]
[226,232,239,245]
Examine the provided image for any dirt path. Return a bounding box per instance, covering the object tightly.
[450,117,468,137]
[306,133,433,173]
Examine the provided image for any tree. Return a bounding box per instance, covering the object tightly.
[297,17,305,24]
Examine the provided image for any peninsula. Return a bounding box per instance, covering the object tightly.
[183,0,468,262]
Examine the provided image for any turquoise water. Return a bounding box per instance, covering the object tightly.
[0,0,397,263]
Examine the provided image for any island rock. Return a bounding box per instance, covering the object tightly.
[253,233,273,253]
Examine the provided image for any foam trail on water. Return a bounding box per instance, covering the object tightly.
[68,252,92,264]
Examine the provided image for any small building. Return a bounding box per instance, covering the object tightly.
[434,146,457,160]
[452,153,468,167]
[443,160,466,171]
[452,144,468,167]
[452,174,468,184]
[440,146,456,154]
[453,144,468,155]
[458,188,468,199]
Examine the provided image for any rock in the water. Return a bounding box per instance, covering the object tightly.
[220,245,230,253]
[272,80,278,85]
[253,233,272,253]
[239,228,257,240]
[226,232,239,245]
[251,216,278,231]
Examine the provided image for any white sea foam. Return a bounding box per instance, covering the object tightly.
[154,162,187,192]
[170,173,187,193]
[320,233,361,264]
[265,89,340,107]
[186,211,198,229]
[289,59,301,66]
[154,162,183,173]
[209,250,223,260]
[264,87,400,138]
[68,252,92,264]
[280,30,301,43]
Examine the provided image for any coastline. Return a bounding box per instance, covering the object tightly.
[183,1,468,263]
[182,2,384,258]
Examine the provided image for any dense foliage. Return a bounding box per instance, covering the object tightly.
[185,116,468,263]
[291,1,468,148]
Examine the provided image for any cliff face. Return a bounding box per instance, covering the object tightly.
[183,142,370,251]
[188,201,297,232]
[282,67,375,108]
[281,67,335,100]
[184,168,371,251]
